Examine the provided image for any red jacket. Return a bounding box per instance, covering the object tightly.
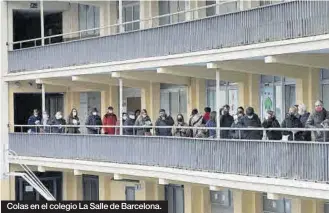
[103,113,117,135]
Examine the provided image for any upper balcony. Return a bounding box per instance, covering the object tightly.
[7,1,329,74]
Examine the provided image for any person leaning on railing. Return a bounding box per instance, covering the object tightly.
[220,105,234,139]
[155,109,174,136]
[297,103,311,141]
[27,109,41,133]
[67,108,80,134]
[240,107,262,140]
[305,100,329,142]
[205,111,217,138]
[281,106,303,141]
[189,109,204,138]
[40,111,51,133]
[123,112,136,135]
[172,114,191,137]
[50,111,66,134]
[229,113,244,139]
[85,108,102,134]
[134,109,152,136]
[261,110,282,140]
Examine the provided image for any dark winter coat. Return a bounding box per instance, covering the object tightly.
[123,118,136,135]
[50,118,66,134]
[172,122,191,137]
[306,109,329,141]
[67,116,80,134]
[103,113,117,135]
[262,117,282,140]
[27,115,41,133]
[281,115,303,141]
[220,114,234,139]
[299,112,311,141]
[85,115,102,134]
[155,115,174,136]
[205,120,217,138]
[135,115,152,135]
[240,114,262,140]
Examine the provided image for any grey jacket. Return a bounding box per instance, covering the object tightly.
[305,109,329,141]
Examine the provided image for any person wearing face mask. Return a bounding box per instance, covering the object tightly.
[135,109,152,136]
[50,111,66,134]
[85,108,102,134]
[67,108,80,134]
[220,105,234,139]
[40,111,51,133]
[103,106,117,135]
[262,110,282,140]
[27,109,41,133]
[281,106,303,141]
[306,100,329,141]
[237,106,245,116]
[155,109,175,136]
[188,109,204,138]
[205,111,217,138]
[123,111,136,135]
[298,103,311,141]
[240,107,262,140]
[172,114,191,137]
[135,109,141,118]
[230,112,244,139]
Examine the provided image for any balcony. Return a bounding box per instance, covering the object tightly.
[9,133,329,183]
[8,1,329,73]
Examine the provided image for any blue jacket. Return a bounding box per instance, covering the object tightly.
[205,120,216,138]
[27,115,41,133]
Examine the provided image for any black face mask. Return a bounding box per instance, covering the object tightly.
[177,118,183,122]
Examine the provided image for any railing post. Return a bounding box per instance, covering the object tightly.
[40,0,45,46]
[119,78,123,135]
[216,70,221,139]
[41,84,46,113]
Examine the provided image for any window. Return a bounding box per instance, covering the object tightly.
[83,175,99,201]
[78,4,100,37]
[123,2,140,32]
[160,86,187,119]
[210,189,233,213]
[125,186,135,201]
[165,185,184,213]
[206,1,216,16]
[158,1,185,25]
[322,69,329,80]
[323,84,329,110]
[325,202,329,213]
[263,194,291,213]
[284,85,296,113]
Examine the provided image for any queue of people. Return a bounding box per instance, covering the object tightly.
[26,100,329,141]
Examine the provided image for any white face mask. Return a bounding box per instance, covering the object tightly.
[42,114,48,119]
[92,112,97,116]
[247,115,253,119]
[72,112,77,116]
[56,114,62,120]
[129,115,135,119]
[265,114,269,120]
[123,116,127,120]
[108,110,113,114]
[34,114,38,117]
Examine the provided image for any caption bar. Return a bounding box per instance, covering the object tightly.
[2,201,168,213]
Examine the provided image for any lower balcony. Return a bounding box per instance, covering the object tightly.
[9,133,329,183]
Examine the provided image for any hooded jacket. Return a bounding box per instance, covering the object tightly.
[240,114,262,140]
[135,115,152,135]
[103,113,117,135]
[155,115,175,136]
[262,117,282,140]
[306,108,329,141]
[281,114,303,141]
[27,115,41,133]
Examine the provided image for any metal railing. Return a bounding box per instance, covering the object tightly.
[8,125,329,183]
[10,124,329,142]
[8,0,329,73]
[9,1,238,50]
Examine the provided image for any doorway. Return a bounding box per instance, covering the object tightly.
[15,171,62,201]
[13,10,63,49]
[14,93,64,132]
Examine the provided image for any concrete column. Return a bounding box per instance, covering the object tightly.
[141,82,160,123]
[62,3,79,39]
[188,78,206,115]
[292,198,325,213]
[99,175,111,200]
[135,181,159,201]
[184,185,211,213]
[64,89,80,117]
[233,190,262,213]
[101,86,119,116]
[100,1,118,36]
[62,171,83,200]
[0,0,10,200]
[140,1,159,29]
[295,68,320,111]
[237,74,260,114]
[155,184,165,200]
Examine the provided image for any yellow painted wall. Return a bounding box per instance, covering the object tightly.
[184,184,211,213]
[188,78,206,115]
[238,73,260,114]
